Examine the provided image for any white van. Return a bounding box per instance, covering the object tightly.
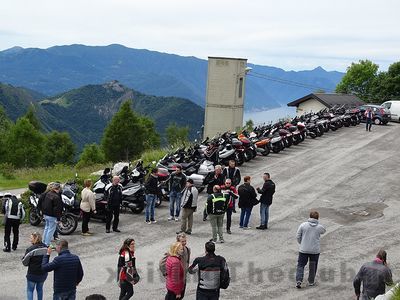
[382,100,400,122]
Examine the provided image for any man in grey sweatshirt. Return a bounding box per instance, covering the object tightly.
[295,210,326,288]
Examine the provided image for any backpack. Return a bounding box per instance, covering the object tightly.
[159,252,169,277]
[220,259,230,289]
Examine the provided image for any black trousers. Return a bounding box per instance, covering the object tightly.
[366,119,372,131]
[226,208,233,231]
[106,206,120,230]
[81,211,91,233]
[196,289,219,300]
[165,290,180,300]
[119,280,134,300]
[4,218,20,250]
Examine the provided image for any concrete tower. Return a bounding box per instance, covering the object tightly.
[203,57,248,139]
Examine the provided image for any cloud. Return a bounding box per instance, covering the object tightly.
[0,0,399,71]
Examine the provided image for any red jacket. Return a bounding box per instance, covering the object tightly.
[220,185,238,208]
[118,250,135,281]
[166,256,184,295]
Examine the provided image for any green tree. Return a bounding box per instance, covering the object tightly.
[0,105,12,163]
[165,123,190,145]
[336,59,379,102]
[244,119,254,132]
[6,117,45,168]
[102,100,145,162]
[76,143,105,168]
[24,105,42,131]
[139,116,160,149]
[44,131,76,166]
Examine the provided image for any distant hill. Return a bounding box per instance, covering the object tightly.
[0,44,344,110]
[0,81,204,148]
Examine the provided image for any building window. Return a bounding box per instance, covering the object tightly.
[238,77,243,98]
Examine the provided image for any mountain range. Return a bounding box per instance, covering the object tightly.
[0,44,344,110]
[0,81,204,148]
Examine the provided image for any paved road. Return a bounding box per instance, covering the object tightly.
[1,123,399,300]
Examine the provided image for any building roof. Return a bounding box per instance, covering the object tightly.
[287,93,365,108]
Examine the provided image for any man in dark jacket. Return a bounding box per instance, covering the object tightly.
[256,173,275,230]
[105,176,123,233]
[353,250,393,300]
[203,165,224,221]
[188,241,229,300]
[207,186,229,243]
[42,182,63,246]
[238,176,258,229]
[144,168,159,224]
[222,160,241,187]
[168,165,186,221]
[42,239,84,300]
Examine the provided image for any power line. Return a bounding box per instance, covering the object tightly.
[247,71,335,92]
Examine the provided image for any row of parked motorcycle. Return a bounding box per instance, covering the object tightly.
[26,105,363,235]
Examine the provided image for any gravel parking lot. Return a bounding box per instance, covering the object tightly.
[1,123,399,300]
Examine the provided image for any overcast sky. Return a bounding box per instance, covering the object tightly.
[1,0,399,72]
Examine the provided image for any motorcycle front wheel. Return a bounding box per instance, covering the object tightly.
[57,214,78,235]
[29,208,42,226]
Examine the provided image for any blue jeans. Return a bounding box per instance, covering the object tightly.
[43,215,58,246]
[260,203,270,227]
[27,280,44,300]
[239,207,252,227]
[145,194,157,221]
[53,289,76,300]
[169,190,182,217]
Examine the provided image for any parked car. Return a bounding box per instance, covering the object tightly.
[381,100,400,122]
[358,104,391,125]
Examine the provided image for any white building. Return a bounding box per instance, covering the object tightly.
[287,93,364,116]
[203,57,248,139]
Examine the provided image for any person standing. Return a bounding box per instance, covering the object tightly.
[105,176,123,233]
[41,182,63,246]
[176,233,191,298]
[256,173,275,230]
[353,250,393,300]
[80,179,96,236]
[207,186,229,243]
[222,160,241,187]
[2,193,25,252]
[365,107,374,132]
[203,165,224,221]
[168,165,187,222]
[237,176,258,229]
[42,239,84,300]
[144,168,159,224]
[295,210,326,289]
[220,179,238,234]
[118,238,136,300]
[165,242,185,300]
[188,241,229,300]
[22,232,48,300]
[178,179,198,235]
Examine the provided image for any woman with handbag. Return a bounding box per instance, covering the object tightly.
[165,242,185,300]
[118,238,138,300]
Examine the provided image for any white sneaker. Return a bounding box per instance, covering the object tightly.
[174,217,179,222]
[145,220,151,224]
[244,226,252,230]
[168,216,174,221]
[151,220,157,224]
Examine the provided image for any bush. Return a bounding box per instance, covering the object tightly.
[0,162,15,179]
[140,149,167,166]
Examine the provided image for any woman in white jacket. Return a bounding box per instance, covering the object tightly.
[80,179,96,236]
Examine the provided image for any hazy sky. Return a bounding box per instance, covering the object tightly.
[1,0,399,71]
